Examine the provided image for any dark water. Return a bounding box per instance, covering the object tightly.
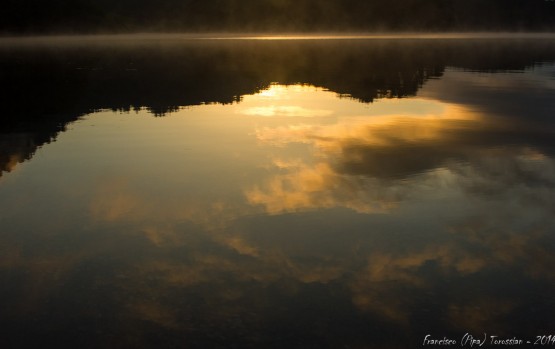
[1,35,555,348]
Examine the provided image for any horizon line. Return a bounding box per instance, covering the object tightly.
[2,32,555,44]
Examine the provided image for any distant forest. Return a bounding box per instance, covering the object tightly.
[2,0,555,34]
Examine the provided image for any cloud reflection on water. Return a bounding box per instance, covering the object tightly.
[1,67,555,347]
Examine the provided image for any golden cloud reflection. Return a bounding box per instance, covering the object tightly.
[237,84,555,330]
[2,81,555,344]
[246,100,485,214]
[242,105,333,118]
[238,84,337,118]
[246,160,402,214]
[75,85,555,288]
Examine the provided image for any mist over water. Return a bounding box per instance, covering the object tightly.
[1,35,555,348]
[3,32,555,43]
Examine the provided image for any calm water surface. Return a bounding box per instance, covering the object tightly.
[1,36,555,348]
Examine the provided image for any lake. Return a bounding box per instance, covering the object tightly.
[1,35,555,348]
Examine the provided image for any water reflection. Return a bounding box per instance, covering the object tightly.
[1,39,555,348]
[2,38,555,178]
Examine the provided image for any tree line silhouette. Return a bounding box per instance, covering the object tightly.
[2,0,555,34]
[2,38,555,177]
